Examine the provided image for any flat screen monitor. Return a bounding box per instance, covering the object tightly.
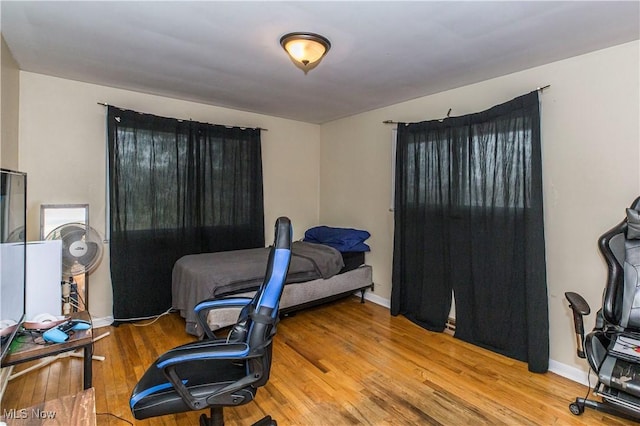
[0,168,27,362]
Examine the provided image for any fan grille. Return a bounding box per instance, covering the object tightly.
[46,223,103,277]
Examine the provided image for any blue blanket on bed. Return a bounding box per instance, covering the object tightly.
[303,226,371,252]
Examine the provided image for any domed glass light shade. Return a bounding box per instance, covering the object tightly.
[280,32,331,74]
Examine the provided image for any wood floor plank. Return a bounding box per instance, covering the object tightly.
[2,297,637,425]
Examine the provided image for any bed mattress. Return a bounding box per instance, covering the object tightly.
[172,241,347,333]
[197,265,373,336]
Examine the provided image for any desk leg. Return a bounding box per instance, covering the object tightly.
[83,344,93,389]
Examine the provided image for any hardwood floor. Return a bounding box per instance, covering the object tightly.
[3,297,636,425]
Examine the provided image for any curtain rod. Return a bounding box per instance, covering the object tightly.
[97,102,268,131]
[382,85,550,125]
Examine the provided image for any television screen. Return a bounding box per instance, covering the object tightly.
[0,169,27,362]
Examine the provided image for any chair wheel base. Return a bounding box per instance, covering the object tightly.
[570,396,640,422]
[200,407,225,426]
[200,413,216,426]
[252,415,276,426]
[198,412,276,426]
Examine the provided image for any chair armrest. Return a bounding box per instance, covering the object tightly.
[156,341,253,369]
[155,340,261,411]
[194,297,253,339]
[194,297,254,312]
[130,341,243,412]
[565,292,591,316]
[565,292,591,358]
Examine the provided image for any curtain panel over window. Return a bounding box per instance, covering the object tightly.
[107,107,264,320]
[391,91,548,372]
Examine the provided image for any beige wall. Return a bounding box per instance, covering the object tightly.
[14,40,640,378]
[1,34,20,169]
[18,72,321,319]
[320,41,640,375]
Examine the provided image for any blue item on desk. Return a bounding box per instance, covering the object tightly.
[42,319,91,343]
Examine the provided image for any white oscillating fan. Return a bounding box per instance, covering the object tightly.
[45,222,108,346]
[46,222,103,278]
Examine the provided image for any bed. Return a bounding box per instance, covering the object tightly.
[172,231,373,336]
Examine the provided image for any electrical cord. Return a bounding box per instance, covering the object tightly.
[131,307,175,327]
[60,279,174,329]
[13,330,47,345]
[113,307,175,326]
[583,367,593,401]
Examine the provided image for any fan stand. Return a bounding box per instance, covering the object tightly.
[65,273,111,361]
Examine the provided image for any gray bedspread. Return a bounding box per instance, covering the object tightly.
[172,241,344,332]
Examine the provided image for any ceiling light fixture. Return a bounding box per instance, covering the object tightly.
[280,32,331,74]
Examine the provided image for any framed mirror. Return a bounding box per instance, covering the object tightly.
[40,204,89,240]
[40,204,90,312]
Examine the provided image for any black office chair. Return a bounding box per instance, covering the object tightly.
[565,197,640,421]
[130,217,293,426]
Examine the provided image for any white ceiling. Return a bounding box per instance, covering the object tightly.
[2,1,639,124]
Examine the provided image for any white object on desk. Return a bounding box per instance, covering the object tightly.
[26,240,62,319]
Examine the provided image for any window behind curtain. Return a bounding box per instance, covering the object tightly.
[108,107,264,320]
[403,118,532,209]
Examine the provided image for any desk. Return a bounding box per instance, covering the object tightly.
[1,311,93,389]
[1,387,96,426]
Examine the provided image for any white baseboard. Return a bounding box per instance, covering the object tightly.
[356,291,590,386]
[361,290,391,309]
[548,359,590,386]
[91,315,114,329]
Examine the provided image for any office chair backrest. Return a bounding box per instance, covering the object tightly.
[227,217,292,339]
[224,217,292,387]
[600,197,640,329]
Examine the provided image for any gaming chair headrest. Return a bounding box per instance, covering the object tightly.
[274,217,292,250]
[626,197,640,240]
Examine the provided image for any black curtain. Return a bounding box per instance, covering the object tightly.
[391,91,548,372]
[107,107,264,320]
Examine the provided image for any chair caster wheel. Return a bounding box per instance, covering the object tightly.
[569,402,584,415]
[200,413,221,426]
[253,415,276,426]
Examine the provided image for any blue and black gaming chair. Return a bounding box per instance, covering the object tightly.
[130,217,293,426]
[566,197,640,421]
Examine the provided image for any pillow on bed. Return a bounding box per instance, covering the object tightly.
[627,208,640,239]
[304,226,371,252]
